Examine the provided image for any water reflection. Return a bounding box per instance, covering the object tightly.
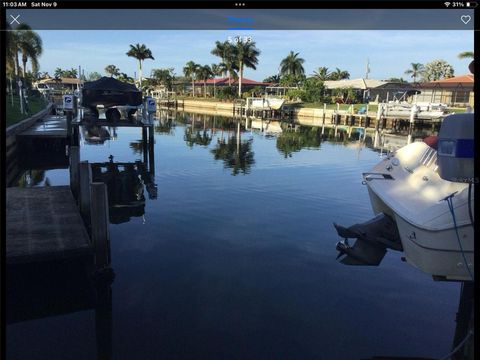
[82,124,111,145]
[91,156,157,224]
[17,169,50,187]
[211,122,255,175]
[276,126,322,158]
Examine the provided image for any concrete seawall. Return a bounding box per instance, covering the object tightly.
[178,99,363,120]
[6,103,54,184]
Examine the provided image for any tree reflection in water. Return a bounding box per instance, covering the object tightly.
[211,123,255,176]
[17,169,49,187]
[276,126,322,158]
[184,114,213,147]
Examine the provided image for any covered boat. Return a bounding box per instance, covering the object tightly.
[81,77,142,120]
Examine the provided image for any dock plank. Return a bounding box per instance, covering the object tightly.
[6,186,91,264]
[17,115,67,138]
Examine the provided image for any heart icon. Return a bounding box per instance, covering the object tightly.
[461,15,471,24]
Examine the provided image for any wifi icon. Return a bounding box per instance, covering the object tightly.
[445,1,451,6]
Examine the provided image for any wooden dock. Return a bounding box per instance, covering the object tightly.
[17,115,68,139]
[6,186,91,264]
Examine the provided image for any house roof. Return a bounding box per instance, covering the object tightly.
[193,76,272,86]
[37,77,83,85]
[323,78,393,90]
[416,74,474,89]
[429,74,473,84]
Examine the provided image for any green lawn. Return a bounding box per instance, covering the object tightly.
[6,95,48,127]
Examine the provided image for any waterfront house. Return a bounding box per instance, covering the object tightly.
[414,74,474,107]
[323,78,413,103]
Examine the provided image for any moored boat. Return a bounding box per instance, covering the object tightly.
[334,113,474,281]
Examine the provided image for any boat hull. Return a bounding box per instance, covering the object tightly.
[394,214,474,281]
[364,140,474,281]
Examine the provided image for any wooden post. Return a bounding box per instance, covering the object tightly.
[90,182,110,269]
[142,126,148,164]
[66,111,73,139]
[73,95,78,118]
[148,131,155,176]
[79,161,92,226]
[72,124,80,146]
[69,146,80,201]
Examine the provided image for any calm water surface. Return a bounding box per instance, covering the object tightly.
[7,112,460,360]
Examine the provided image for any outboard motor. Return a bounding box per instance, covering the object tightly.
[437,113,474,182]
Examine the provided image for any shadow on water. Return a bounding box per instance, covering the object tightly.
[7,257,114,360]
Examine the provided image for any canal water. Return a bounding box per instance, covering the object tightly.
[7,111,459,360]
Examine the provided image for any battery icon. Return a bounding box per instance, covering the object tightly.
[466,2,478,7]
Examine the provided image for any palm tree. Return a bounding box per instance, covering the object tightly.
[211,63,223,97]
[329,68,350,80]
[126,43,154,88]
[263,74,281,84]
[458,51,474,59]
[16,24,43,77]
[404,63,424,83]
[151,68,174,89]
[211,42,238,85]
[312,67,331,81]
[234,41,260,97]
[279,51,305,77]
[196,65,214,97]
[211,41,230,77]
[183,61,200,97]
[105,65,120,77]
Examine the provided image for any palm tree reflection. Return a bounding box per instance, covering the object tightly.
[211,123,255,175]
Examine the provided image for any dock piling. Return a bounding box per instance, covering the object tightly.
[79,161,92,225]
[90,182,110,269]
[69,146,80,201]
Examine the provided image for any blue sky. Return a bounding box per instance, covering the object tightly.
[35,30,474,81]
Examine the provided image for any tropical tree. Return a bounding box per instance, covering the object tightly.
[404,63,424,83]
[15,24,43,77]
[329,68,350,80]
[458,51,474,59]
[53,67,78,78]
[197,65,214,97]
[234,41,260,97]
[105,65,120,77]
[87,71,102,81]
[211,63,223,97]
[422,60,455,81]
[212,41,239,85]
[263,74,281,84]
[211,41,230,77]
[118,72,134,83]
[183,61,200,97]
[54,67,63,79]
[312,67,331,81]
[6,23,17,79]
[126,43,154,88]
[387,77,408,83]
[151,68,174,89]
[280,51,305,77]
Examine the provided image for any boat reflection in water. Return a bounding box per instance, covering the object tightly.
[91,156,157,224]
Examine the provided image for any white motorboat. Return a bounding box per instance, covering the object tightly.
[248,97,285,110]
[335,113,474,281]
[382,101,448,120]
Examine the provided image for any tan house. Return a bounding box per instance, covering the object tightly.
[323,78,413,102]
[414,75,474,107]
